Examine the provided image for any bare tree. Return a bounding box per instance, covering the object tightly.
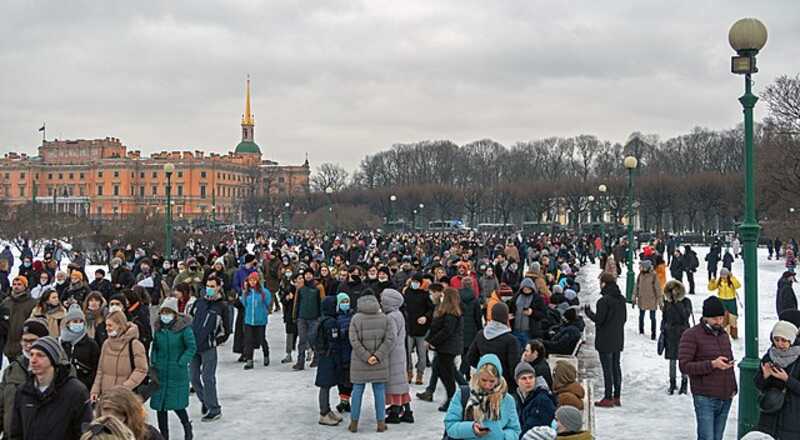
[311,163,350,192]
[764,74,800,134]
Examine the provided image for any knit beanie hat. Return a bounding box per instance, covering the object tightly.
[740,431,775,440]
[520,278,536,291]
[720,267,731,278]
[378,266,391,276]
[555,405,583,432]
[336,292,350,309]
[522,426,557,440]
[160,297,180,314]
[64,303,85,323]
[530,262,541,273]
[31,336,69,366]
[22,317,49,338]
[514,361,536,380]
[247,271,261,282]
[214,257,225,268]
[109,257,122,268]
[702,296,726,318]
[491,303,510,324]
[13,276,28,289]
[772,320,799,342]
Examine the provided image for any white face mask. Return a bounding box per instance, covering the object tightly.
[108,330,118,338]
[410,282,421,290]
[109,305,123,313]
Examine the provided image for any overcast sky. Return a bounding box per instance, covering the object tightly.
[1,1,798,172]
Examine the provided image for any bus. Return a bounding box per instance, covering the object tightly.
[428,220,468,231]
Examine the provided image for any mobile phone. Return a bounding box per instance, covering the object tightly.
[478,426,490,433]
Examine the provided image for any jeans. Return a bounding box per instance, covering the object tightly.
[407,336,428,374]
[598,351,622,399]
[350,382,386,422]
[296,318,319,363]
[638,309,656,336]
[243,324,269,360]
[156,408,190,438]
[190,349,221,413]
[692,395,732,440]
[512,330,529,350]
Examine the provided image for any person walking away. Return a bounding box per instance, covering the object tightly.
[292,273,321,371]
[426,287,464,412]
[10,336,92,440]
[722,249,734,272]
[241,272,272,369]
[459,280,483,381]
[443,353,521,440]
[404,274,434,385]
[151,297,197,440]
[684,246,699,295]
[584,272,626,407]
[315,296,347,427]
[60,304,101,392]
[754,320,800,439]
[662,281,692,395]
[188,275,230,422]
[380,289,414,424]
[347,295,395,433]
[513,362,556,434]
[0,318,49,438]
[708,268,742,339]
[633,260,662,340]
[467,303,521,394]
[705,245,722,282]
[670,251,685,284]
[777,271,798,317]
[334,293,354,415]
[678,296,737,440]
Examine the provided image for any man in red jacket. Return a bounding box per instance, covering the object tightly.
[678,296,737,440]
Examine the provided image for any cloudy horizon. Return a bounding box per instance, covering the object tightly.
[1,0,798,172]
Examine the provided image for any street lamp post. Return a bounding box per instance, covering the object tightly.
[598,184,607,244]
[163,163,175,261]
[623,156,638,303]
[587,195,595,230]
[387,194,397,227]
[729,17,768,437]
[284,202,291,228]
[418,203,425,230]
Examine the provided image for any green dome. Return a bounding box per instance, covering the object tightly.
[235,141,261,154]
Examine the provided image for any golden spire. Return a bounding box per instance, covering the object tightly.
[241,75,254,126]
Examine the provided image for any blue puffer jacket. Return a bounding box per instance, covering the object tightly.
[444,354,521,440]
[513,382,557,434]
[242,287,272,326]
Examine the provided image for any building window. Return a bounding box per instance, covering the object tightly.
[152,172,157,179]
[58,173,63,180]
[79,173,84,180]
[140,172,145,178]
[278,177,285,183]
[97,206,103,215]
[113,185,119,196]
[69,173,74,179]
[177,171,183,178]
[139,186,145,197]
[113,171,119,178]
[18,185,25,197]
[97,185,103,196]
[177,185,183,197]
[79,186,85,196]
[217,172,220,179]
[3,173,8,179]
[48,173,53,180]
[20,172,25,179]
[98,171,103,178]
[113,206,119,215]
[200,185,206,199]
[152,186,158,196]
[47,187,53,196]
[201,171,207,178]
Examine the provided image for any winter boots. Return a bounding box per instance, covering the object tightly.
[595,398,615,408]
[385,406,402,424]
[377,421,387,432]
[348,420,358,433]
[679,377,688,395]
[668,378,677,395]
[414,371,424,385]
[416,390,433,402]
[336,400,351,413]
[399,403,415,423]
[182,421,193,440]
[244,360,254,370]
[319,412,341,426]
[407,370,414,383]
[281,354,293,364]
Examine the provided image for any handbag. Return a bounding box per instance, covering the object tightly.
[759,387,786,414]
[657,330,666,355]
[128,340,160,401]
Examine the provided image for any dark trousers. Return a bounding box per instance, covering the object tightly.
[243,324,269,360]
[233,302,245,354]
[638,309,656,336]
[686,271,696,294]
[437,353,457,402]
[708,268,717,281]
[426,353,467,395]
[598,351,622,399]
[157,408,190,439]
[458,346,471,380]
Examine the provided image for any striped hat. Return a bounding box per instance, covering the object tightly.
[522,426,556,440]
[31,336,69,366]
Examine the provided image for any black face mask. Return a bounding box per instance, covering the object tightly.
[350,275,361,284]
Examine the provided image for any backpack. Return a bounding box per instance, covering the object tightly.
[442,385,472,440]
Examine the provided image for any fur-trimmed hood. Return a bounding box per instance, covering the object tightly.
[664,280,686,303]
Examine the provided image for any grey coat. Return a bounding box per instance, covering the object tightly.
[381,289,409,395]
[349,295,395,384]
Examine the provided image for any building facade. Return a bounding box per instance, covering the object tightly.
[0,78,310,220]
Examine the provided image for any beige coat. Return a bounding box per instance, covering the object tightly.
[30,305,66,337]
[634,270,662,311]
[91,322,148,396]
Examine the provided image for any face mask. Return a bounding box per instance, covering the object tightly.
[339,303,350,312]
[108,330,119,338]
[68,322,85,333]
[285,272,293,278]
[163,262,171,270]
[378,276,388,283]
[205,287,216,298]
[160,314,174,325]
[550,420,558,431]
[351,275,361,283]
[56,279,66,285]
[40,279,49,285]
[368,273,377,280]
[410,282,421,290]
[109,305,123,313]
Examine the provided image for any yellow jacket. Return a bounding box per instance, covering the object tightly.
[708,276,741,300]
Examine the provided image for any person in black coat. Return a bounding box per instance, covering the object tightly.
[110,258,135,294]
[88,269,114,302]
[543,308,582,356]
[705,245,722,281]
[584,272,627,406]
[669,251,685,282]
[10,336,92,440]
[425,287,464,411]
[662,280,693,395]
[458,284,483,380]
[722,250,734,271]
[403,275,435,382]
[59,304,100,392]
[754,320,800,439]
[522,339,553,390]
[466,303,520,393]
[777,272,798,317]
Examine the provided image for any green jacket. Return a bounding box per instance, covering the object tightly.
[295,286,321,320]
[149,315,197,411]
[0,355,28,436]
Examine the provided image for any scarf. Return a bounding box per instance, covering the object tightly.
[769,345,800,369]
[60,325,86,344]
[466,377,507,423]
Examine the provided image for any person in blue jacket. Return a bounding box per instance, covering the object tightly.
[334,292,354,414]
[242,271,272,370]
[444,353,521,440]
[512,362,556,435]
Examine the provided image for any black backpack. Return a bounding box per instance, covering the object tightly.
[442,385,471,440]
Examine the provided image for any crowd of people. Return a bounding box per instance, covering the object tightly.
[0,228,797,439]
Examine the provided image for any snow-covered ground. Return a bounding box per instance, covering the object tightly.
[0,243,788,439]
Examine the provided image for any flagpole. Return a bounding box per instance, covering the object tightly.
[42,123,46,143]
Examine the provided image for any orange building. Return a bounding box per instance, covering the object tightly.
[0,78,310,220]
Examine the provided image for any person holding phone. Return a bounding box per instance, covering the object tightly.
[678,296,738,440]
[754,320,800,439]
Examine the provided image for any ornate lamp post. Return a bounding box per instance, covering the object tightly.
[284,201,291,228]
[623,156,638,303]
[418,203,425,230]
[587,195,595,227]
[163,163,175,261]
[598,184,607,243]
[729,17,768,437]
[387,194,397,226]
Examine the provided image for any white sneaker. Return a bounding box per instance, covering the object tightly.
[319,412,340,426]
